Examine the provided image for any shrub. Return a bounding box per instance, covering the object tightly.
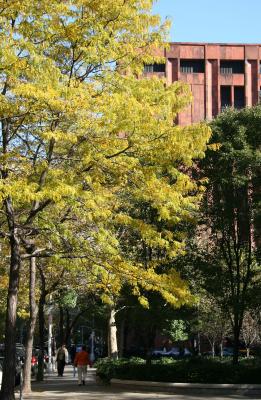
[95,357,261,384]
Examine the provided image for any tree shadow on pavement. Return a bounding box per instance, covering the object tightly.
[21,367,261,400]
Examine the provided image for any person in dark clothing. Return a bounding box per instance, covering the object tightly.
[56,344,68,376]
[70,345,77,377]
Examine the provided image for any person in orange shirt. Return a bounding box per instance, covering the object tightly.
[74,345,90,386]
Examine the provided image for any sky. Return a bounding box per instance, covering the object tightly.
[153,0,261,44]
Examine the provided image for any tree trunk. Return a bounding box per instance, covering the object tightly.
[23,257,38,394]
[212,342,215,358]
[220,341,223,358]
[145,326,156,366]
[65,309,88,347]
[197,332,201,355]
[37,293,45,381]
[232,323,240,365]
[246,347,250,358]
[0,226,21,400]
[118,319,126,358]
[108,307,118,359]
[58,306,64,347]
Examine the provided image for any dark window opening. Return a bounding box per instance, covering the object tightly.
[220,60,244,74]
[144,63,165,73]
[180,59,205,73]
[234,86,245,109]
[221,86,231,111]
[259,88,261,103]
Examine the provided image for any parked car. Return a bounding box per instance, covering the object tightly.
[203,350,216,356]
[15,343,25,362]
[0,343,25,362]
[222,347,234,356]
[152,347,180,357]
[222,346,253,357]
[183,347,192,357]
[31,353,38,376]
[31,348,48,376]
[0,357,22,387]
[0,343,25,387]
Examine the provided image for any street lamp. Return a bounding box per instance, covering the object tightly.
[79,325,88,347]
[46,295,54,373]
[90,331,95,363]
[78,325,97,362]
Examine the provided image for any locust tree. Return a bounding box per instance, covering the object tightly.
[0,1,211,398]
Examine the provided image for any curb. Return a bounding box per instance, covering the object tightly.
[111,379,261,391]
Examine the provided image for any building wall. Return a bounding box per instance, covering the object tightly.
[143,43,261,125]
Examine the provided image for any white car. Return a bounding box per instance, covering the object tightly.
[152,347,180,357]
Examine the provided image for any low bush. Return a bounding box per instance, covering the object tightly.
[95,357,261,384]
[94,357,145,382]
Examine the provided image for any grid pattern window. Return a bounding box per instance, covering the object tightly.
[180,60,205,73]
[143,63,165,73]
[220,60,245,75]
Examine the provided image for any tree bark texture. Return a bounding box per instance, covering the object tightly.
[0,201,21,400]
[220,342,223,358]
[232,322,241,365]
[108,307,118,359]
[23,257,38,394]
[37,290,46,381]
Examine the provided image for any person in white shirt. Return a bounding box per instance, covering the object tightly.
[56,344,69,377]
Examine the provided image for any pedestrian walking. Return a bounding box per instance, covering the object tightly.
[74,345,90,386]
[70,344,77,377]
[56,344,69,377]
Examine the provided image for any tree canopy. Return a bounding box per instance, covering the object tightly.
[0,2,211,398]
[198,106,261,363]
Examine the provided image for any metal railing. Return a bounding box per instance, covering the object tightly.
[180,66,194,73]
[220,67,233,75]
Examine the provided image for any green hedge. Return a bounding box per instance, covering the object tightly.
[95,357,261,384]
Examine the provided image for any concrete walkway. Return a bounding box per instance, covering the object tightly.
[16,366,261,400]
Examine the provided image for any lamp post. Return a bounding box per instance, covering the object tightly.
[47,313,53,372]
[78,325,96,361]
[79,325,88,347]
[47,296,54,373]
[90,330,95,364]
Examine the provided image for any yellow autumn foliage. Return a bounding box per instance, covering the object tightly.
[0,0,211,322]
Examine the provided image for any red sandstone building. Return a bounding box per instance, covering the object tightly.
[144,43,261,125]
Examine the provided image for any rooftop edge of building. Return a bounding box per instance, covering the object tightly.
[168,42,261,46]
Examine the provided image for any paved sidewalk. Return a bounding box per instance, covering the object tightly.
[16,366,261,400]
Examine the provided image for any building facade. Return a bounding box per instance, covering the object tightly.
[144,43,261,125]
